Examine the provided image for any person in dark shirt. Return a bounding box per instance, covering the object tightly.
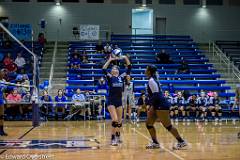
[156,49,172,64]
[102,55,131,146]
[177,60,190,74]
[136,93,149,122]
[208,92,222,121]
[186,95,198,119]
[197,91,208,121]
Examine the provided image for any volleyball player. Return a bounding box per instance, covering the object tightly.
[145,65,187,149]
[197,91,208,121]
[173,91,185,121]
[102,55,131,146]
[0,71,7,136]
[186,94,198,119]
[123,75,135,121]
[208,92,222,121]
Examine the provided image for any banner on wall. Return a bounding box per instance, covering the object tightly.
[79,25,100,40]
[9,24,32,41]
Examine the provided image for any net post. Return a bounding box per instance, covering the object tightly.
[32,88,40,127]
[32,100,40,127]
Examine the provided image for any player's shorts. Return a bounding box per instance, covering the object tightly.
[150,95,170,110]
[107,97,122,108]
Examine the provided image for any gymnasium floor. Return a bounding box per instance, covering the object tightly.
[0,120,239,160]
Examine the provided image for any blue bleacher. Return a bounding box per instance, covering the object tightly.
[65,35,234,115]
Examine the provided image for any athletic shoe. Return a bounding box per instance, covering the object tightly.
[172,141,188,150]
[116,136,123,144]
[111,139,118,146]
[0,130,8,136]
[146,142,160,149]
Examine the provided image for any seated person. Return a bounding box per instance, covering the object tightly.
[3,53,17,73]
[186,95,198,119]
[208,92,222,121]
[6,88,23,119]
[24,60,33,73]
[164,90,173,104]
[197,91,208,121]
[171,91,185,120]
[80,50,88,63]
[95,77,108,118]
[71,88,90,119]
[21,91,32,118]
[40,90,53,116]
[14,52,26,70]
[96,77,108,93]
[104,43,112,55]
[156,49,172,64]
[3,53,14,67]
[70,54,81,69]
[55,89,67,118]
[136,93,149,122]
[177,60,190,74]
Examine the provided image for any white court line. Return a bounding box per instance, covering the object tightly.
[131,127,185,160]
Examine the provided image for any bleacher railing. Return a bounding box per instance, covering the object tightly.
[209,42,240,82]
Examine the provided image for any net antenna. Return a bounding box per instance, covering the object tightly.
[0,22,39,100]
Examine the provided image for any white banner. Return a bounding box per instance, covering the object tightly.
[80,25,99,40]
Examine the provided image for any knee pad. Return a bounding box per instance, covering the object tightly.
[211,108,216,112]
[112,121,118,128]
[165,124,173,131]
[146,124,154,130]
[117,123,122,128]
[217,109,222,113]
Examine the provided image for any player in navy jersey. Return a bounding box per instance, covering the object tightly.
[102,55,131,146]
[145,65,187,150]
[0,71,7,136]
[208,92,222,121]
[173,92,186,120]
[197,91,208,121]
[186,95,198,119]
[164,90,173,104]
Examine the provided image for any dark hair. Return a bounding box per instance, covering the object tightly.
[57,89,63,95]
[147,65,158,78]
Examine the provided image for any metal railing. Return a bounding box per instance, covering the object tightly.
[209,42,240,83]
[48,41,58,91]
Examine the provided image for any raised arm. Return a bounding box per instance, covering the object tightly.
[121,55,131,66]
[102,56,115,69]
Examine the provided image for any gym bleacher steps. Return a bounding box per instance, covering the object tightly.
[199,44,239,93]
[40,42,68,96]
[40,43,54,85]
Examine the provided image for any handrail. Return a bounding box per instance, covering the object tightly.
[48,41,57,91]
[210,42,240,83]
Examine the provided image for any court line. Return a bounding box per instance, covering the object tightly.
[0,126,36,155]
[131,127,185,160]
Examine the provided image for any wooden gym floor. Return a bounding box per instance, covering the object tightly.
[0,120,239,160]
